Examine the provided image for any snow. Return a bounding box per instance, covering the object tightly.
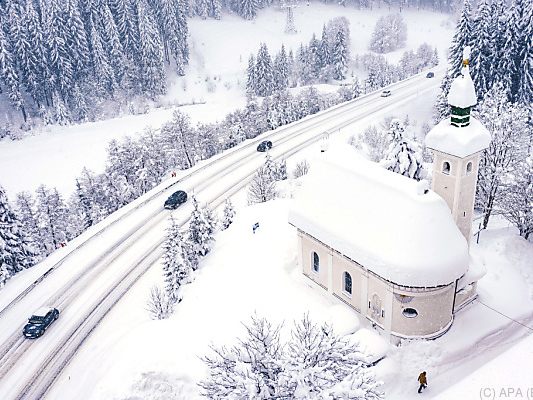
[425,116,491,158]
[32,306,54,317]
[288,143,468,287]
[447,65,477,108]
[457,253,487,290]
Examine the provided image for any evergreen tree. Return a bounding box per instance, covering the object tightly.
[246,54,256,96]
[188,196,215,257]
[332,29,348,80]
[517,0,533,104]
[162,216,191,302]
[0,26,26,121]
[101,3,126,86]
[382,119,424,181]
[222,198,235,230]
[470,0,493,99]
[90,25,116,95]
[273,45,289,90]
[255,43,274,97]
[137,0,166,96]
[16,191,45,257]
[240,0,258,20]
[35,185,71,253]
[318,24,331,69]
[0,185,38,279]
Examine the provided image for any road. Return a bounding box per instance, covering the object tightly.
[0,70,441,399]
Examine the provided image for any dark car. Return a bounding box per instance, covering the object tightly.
[426,72,434,78]
[257,140,273,152]
[23,307,59,339]
[164,190,188,209]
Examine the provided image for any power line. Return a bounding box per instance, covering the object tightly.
[475,298,533,333]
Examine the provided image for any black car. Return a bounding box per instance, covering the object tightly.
[426,72,434,78]
[257,140,273,152]
[23,307,59,339]
[164,190,188,209]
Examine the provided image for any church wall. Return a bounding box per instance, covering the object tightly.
[331,252,365,312]
[298,231,457,339]
[454,281,477,312]
[300,233,329,290]
[390,284,455,338]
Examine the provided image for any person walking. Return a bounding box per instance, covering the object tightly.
[418,371,428,393]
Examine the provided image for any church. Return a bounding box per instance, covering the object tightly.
[288,48,491,340]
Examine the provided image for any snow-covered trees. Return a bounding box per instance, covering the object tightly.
[369,14,407,54]
[222,198,235,230]
[0,0,191,125]
[351,125,390,163]
[435,0,532,120]
[188,196,216,257]
[499,156,533,240]
[248,165,278,204]
[162,216,192,302]
[0,185,38,287]
[146,285,174,320]
[35,186,72,253]
[382,119,424,181]
[254,43,275,97]
[199,315,384,399]
[474,85,530,230]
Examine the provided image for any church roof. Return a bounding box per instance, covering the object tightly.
[425,116,491,157]
[288,145,469,287]
[447,65,477,108]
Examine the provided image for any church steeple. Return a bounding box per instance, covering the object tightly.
[425,46,491,246]
[447,46,477,128]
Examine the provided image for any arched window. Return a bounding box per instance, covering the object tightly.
[312,252,319,273]
[442,161,451,175]
[343,272,352,295]
[466,161,473,174]
[402,308,418,318]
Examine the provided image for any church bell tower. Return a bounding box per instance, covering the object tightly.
[425,47,491,246]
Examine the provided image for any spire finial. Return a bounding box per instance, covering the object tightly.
[462,46,471,68]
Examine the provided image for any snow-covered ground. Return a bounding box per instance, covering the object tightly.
[0,5,454,198]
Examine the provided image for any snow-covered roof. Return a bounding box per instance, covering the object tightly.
[425,116,491,157]
[447,65,477,108]
[288,145,469,288]
[32,306,54,317]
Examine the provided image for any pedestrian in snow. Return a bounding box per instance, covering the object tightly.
[418,371,427,393]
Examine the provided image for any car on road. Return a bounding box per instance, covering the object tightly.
[257,140,273,152]
[164,190,188,209]
[23,307,60,339]
[381,90,392,97]
[426,72,435,78]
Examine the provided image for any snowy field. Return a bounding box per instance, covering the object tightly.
[0,4,454,198]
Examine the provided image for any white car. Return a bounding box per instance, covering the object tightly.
[381,90,392,97]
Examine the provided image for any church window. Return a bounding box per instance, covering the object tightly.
[442,161,451,175]
[466,161,473,174]
[402,308,418,318]
[343,272,352,295]
[312,252,319,273]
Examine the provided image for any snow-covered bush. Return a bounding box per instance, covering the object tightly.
[369,14,407,54]
[222,199,235,230]
[352,125,390,163]
[146,286,174,320]
[293,160,310,179]
[199,315,384,399]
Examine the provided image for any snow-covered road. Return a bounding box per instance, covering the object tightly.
[0,71,441,399]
